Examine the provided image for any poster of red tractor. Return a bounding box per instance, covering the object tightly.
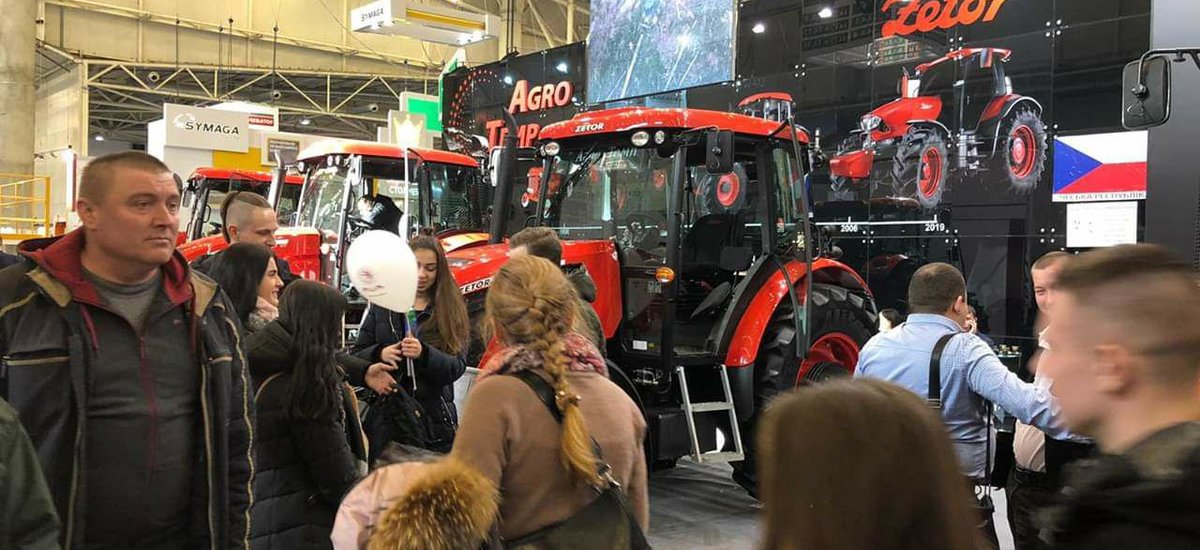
[829,47,1048,209]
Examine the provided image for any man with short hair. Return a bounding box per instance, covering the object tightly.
[193,190,297,283]
[0,151,254,548]
[1007,251,1092,550]
[509,226,606,356]
[1039,245,1200,550]
[855,263,1075,545]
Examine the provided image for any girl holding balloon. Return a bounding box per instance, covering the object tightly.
[352,235,470,455]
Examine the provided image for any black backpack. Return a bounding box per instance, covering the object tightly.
[361,386,433,465]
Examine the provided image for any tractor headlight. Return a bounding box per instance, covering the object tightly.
[631,130,651,147]
[540,141,561,157]
[860,114,883,132]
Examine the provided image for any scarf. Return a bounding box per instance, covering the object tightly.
[247,296,280,333]
[479,332,607,380]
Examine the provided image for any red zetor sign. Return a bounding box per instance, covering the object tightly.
[881,0,1008,38]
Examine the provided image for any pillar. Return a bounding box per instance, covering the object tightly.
[0,0,37,175]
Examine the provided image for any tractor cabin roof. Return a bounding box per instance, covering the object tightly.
[296,141,479,168]
[538,107,811,143]
[915,47,1013,74]
[189,167,303,185]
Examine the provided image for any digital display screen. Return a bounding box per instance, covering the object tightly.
[587,0,736,104]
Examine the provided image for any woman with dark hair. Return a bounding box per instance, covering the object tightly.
[352,235,470,455]
[759,378,982,550]
[206,242,284,332]
[246,280,367,550]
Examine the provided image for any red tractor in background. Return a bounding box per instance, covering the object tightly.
[448,100,878,494]
[177,167,304,245]
[179,143,492,288]
[829,48,1048,209]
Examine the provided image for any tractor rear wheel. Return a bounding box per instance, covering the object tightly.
[994,106,1047,194]
[891,128,950,210]
[730,283,877,496]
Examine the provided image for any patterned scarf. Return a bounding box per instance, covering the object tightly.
[479,332,607,380]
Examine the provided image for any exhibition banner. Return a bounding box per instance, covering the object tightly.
[1053,131,1148,202]
[164,103,250,152]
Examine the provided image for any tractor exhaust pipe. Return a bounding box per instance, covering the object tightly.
[488,108,519,244]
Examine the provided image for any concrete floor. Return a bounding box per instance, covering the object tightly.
[647,461,1016,550]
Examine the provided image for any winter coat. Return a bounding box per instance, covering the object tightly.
[0,229,254,550]
[452,333,648,540]
[1,398,60,549]
[245,320,367,550]
[1042,421,1200,550]
[331,454,498,550]
[350,304,466,451]
[565,265,606,357]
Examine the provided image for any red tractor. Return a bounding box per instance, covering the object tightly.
[179,143,492,286]
[177,167,304,244]
[829,48,1048,209]
[448,103,878,493]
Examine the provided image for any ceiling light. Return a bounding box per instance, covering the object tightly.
[556,61,569,73]
[503,75,514,85]
[818,6,834,19]
[752,22,766,34]
[299,117,312,126]
[93,135,105,142]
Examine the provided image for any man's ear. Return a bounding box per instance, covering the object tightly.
[1091,344,1135,396]
[76,198,97,227]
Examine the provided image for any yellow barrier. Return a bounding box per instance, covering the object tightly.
[0,174,52,244]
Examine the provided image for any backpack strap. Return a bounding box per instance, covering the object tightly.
[928,333,955,409]
[508,370,613,484]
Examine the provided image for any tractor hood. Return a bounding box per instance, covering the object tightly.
[863,97,942,140]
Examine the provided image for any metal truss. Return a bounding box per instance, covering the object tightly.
[81,56,441,143]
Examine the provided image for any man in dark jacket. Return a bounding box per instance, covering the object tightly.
[1,397,60,549]
[191,190,297,284]
[508,226,606,356]
[0,152,254,549]
[1039,244,1200,550]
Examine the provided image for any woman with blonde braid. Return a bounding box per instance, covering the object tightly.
[452,255,649,540]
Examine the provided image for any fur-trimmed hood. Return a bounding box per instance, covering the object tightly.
[331,457,498,550]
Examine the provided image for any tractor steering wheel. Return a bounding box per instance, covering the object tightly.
[621,213,663,250]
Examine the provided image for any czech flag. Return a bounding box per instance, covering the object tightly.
[1052,131,1148,202]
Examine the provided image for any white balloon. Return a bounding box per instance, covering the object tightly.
[345,230,418,313]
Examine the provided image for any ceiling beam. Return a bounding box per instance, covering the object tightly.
[46,0,441,70]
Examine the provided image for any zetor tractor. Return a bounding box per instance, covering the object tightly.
[449,100,878,493]
[829,48,1048,209]
[177,167,303,244]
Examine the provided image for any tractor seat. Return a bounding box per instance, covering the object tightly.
[682,213,741,274]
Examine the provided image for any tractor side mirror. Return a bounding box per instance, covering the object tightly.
[1122,56,1172,130]
[705,130,735,175]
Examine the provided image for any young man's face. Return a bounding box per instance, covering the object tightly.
[1033,263,1063,313]
[1039,293,1108,436]
[229,207,279,248]
[78,166,180,269]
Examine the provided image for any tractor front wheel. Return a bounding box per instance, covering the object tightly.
[994,106,1048,194]
[730,283,877,496]
[891,128,950,210]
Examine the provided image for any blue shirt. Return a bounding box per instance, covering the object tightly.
[854,314,1071,480]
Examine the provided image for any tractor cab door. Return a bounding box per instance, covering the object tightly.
[619,139,773,361]
[962,50,1007,132]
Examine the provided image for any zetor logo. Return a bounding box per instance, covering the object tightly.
[173,113,241,136]
[575,123,605,133]
[882,0,1008,38]
[460,278,492,295]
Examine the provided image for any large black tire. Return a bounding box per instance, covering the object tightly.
[891,127,950,210]
[730,283,877,496]
[992,106,1047,194]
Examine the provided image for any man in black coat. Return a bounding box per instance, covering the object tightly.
[0,152,253,549]
[1038,244,1200,550]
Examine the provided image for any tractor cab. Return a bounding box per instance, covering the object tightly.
[179,167,303,242]
[294,141,490,290]
[456,105,876,484]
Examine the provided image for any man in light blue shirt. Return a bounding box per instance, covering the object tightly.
[855,262,1072,482]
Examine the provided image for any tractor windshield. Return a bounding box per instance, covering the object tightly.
[917,59,958,97]
[298,165,351,236]
[538,145,669,245]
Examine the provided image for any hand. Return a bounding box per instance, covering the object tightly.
[380,343,403,366]
[364,362,398,395]
[400,336,423,359]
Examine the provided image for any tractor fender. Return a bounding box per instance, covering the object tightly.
[977,96,1043,157]
[722,258,870,368]
[904,119,952,140]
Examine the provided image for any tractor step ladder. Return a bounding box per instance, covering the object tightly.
[675,364,745,464]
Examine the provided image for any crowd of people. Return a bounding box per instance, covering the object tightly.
[0,151,1197,550]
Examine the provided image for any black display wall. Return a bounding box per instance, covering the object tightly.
[442,0,1152,353]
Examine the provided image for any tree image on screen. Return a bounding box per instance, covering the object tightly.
[588,0,735,104]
